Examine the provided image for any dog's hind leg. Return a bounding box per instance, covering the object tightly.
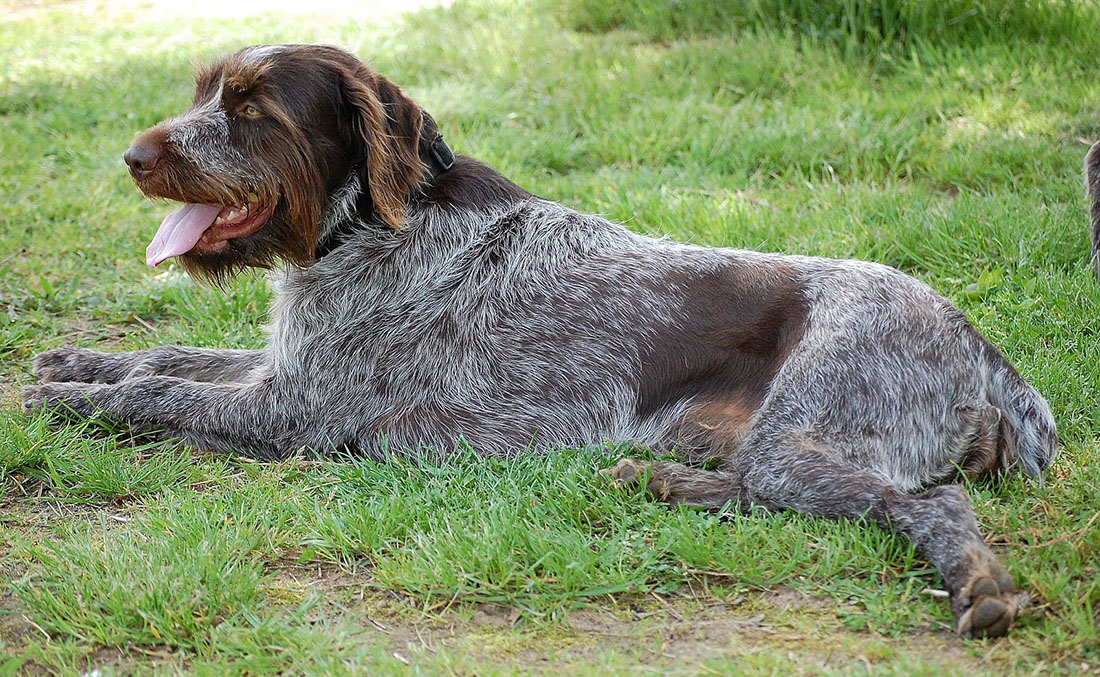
[737,434,1024,638]
[33,346,268,384]
[609,435,1025,638]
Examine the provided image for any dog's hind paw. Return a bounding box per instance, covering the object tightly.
[601,458,655,488]
[601,458,673,500]
[953,552,1027,639]
[602,458,648,484]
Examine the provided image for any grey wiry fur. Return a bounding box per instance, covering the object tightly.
[164,92,244,180]
[1086,139,1100,279]
[24,44,1058,640]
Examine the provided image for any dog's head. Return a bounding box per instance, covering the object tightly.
[125,44,432,280]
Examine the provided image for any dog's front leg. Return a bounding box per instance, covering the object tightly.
[22,376,306,460]
[33,346,268,385]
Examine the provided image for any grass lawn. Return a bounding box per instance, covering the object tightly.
[2,0,1099,673]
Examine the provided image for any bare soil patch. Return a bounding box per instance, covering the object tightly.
[266,565,979,675]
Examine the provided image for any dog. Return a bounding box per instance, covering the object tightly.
[22,44,1058,639]
[1086,140,1100,278]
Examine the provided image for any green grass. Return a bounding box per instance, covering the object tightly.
[555,0,1100,57]
[2,0,1099,673]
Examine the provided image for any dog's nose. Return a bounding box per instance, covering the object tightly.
[124,143,160,177]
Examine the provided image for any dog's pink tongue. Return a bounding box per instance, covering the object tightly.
[146,203,223,266]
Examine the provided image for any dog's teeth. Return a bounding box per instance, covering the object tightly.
[225,209,239,220]
[247,192,259,204]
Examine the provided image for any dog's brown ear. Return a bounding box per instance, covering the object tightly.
[338,64,425,229]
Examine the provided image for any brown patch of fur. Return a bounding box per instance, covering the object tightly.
[636,264,808,453]
[673,397,759,465]
[686,398,756,443]
[416,156,531,212]
[219,54,275,93]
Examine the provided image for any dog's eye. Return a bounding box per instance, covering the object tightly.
[240,104,262,118]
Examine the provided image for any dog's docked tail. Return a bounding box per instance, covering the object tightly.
[981,341,1059,480]
[1086,140,1100,280]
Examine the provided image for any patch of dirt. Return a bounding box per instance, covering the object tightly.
[445,594,974,674]
[263,566,979,675]
[1,494,138,538]
[0,498,161,675]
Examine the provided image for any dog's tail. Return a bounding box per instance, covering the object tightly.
[1086,140,1100,279]
[978,336,1059,480]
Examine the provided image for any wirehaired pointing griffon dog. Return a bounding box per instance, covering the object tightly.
[1086,139,1100,278]
[24,45,1057,639]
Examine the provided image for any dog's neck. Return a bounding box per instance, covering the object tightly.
[315,133,455,260]
[423,132,455,183]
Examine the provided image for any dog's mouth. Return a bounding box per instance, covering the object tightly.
[146,194,274,266]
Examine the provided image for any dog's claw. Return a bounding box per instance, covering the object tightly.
[21,385,46,413]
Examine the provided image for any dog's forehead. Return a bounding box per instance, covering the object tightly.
[193,45,342,105]
[201,57,272,96]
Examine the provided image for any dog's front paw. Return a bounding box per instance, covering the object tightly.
[33,347,119,384]
[21,382,105,420]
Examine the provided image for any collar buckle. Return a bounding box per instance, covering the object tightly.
[430,134,455,172]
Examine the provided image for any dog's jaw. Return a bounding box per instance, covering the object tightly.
[146,198,275,266]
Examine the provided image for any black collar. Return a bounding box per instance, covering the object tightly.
[315,133,455,260]
[426,132,455,179]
